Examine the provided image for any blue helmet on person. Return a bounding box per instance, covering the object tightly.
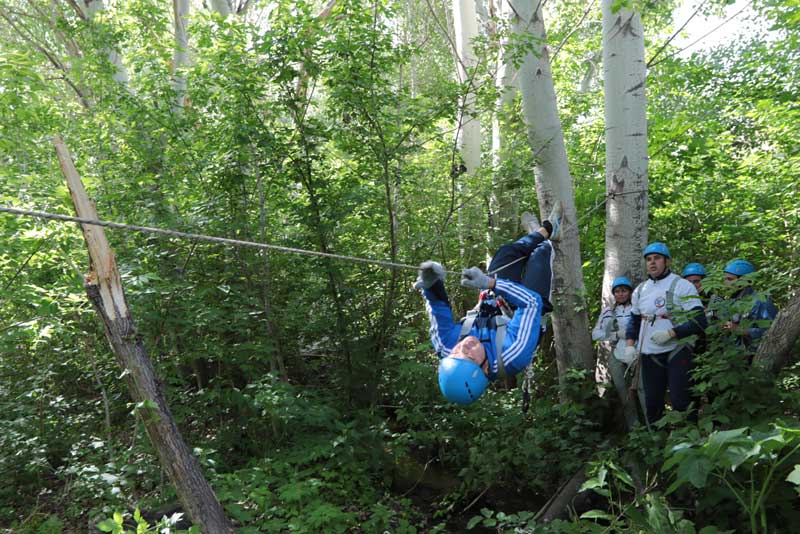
[724,259,755,278]
[643,242,670,259]
[438,357,489,405]
[682,263,707,278]
[611,277,633,291]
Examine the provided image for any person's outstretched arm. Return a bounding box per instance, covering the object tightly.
[415,261,462,358]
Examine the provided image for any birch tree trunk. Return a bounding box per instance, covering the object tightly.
[74,0,129,85]
[173,0,190,109]
[488,0,520,252]
[452,0,482,175]
[53,136,234,534]
[510,0,595,376]
[601,0,648,298]
[210,0,233,16]
[600,0,648,428]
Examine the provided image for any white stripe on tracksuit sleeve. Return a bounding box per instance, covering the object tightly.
[422,291,462,359]
[493,279,542,374]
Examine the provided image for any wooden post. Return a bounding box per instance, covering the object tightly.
[53,136,235,534]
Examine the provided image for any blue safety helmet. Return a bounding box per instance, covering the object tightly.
[682,263,707,278]
[611,277,633,291]
[643,242,670,259]
[438,357,489,405]
[724,259,755,278]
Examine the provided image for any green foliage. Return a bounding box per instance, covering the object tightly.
[662,424,800,534]
[0,0,799,532]
[96,508,199,534]
[206,379,436,532]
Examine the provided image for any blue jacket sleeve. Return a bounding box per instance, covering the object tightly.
[747,297,777,341]
[673,306,708,339]
[421,280,462,358]
[626,313,641,342]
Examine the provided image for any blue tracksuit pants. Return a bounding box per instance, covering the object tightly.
[488,232,553,314]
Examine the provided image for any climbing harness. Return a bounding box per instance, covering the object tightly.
[632,275,681,321]
[632,275,694,365]
[458,291,511,380]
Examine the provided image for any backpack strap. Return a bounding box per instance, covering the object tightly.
[459,310,479,339]
[665,275,681,317]
[459,303,511,381]
[494,315,509,380]
[633,282,644,306]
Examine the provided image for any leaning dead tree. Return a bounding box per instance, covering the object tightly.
[53,136,235,534]
[754,291,800,375]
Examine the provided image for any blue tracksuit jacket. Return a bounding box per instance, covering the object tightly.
[422,278,542,380]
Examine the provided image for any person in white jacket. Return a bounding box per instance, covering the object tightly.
[623,243,707,424]
[592,276,635,365]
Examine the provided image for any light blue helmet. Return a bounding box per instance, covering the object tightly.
[724,259,755,278]
[643,242,670,259]
[438,357,489,405]
[682,263,707,278]
[611,277,633,291]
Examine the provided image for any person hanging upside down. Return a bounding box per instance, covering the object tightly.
[414,203,562,405]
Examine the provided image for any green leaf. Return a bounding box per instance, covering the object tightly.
[580,510,616,521]
[724,443,762,470]
[466,516,482,530]
[705,428,747,457]
[786,464,800,486]
[96,519,121,534]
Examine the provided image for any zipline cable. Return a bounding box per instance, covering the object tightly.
[0,189,646,279]
[0,205,426,273]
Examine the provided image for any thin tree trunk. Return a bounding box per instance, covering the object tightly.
[452,0,482,175]
[753,291,800,374]
[488,0,520,252]
[53,136,234,534]
[600,0,648,427]
[510,0,595,378]
[255,146,288,380]
[210,0,233,16]
[173,0,190,109]
[74,0,129,85]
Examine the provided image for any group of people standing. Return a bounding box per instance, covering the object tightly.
[413,205,777,425]
[592,245,778,424]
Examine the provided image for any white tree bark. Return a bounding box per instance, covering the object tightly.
[173,0,190,109]
[600,0,648,428]
[510,0,595,375]
[601,0,648,298]
[489,0,520,249]
[210,0,233,16]
[452,0,482,175]
[74,0,129,85]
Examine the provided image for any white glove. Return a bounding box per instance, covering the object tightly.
[624,346,637,361]
[617,327,627,340]
[460,267,493,290]
[650,330,673,345]
[414,261,445,290]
